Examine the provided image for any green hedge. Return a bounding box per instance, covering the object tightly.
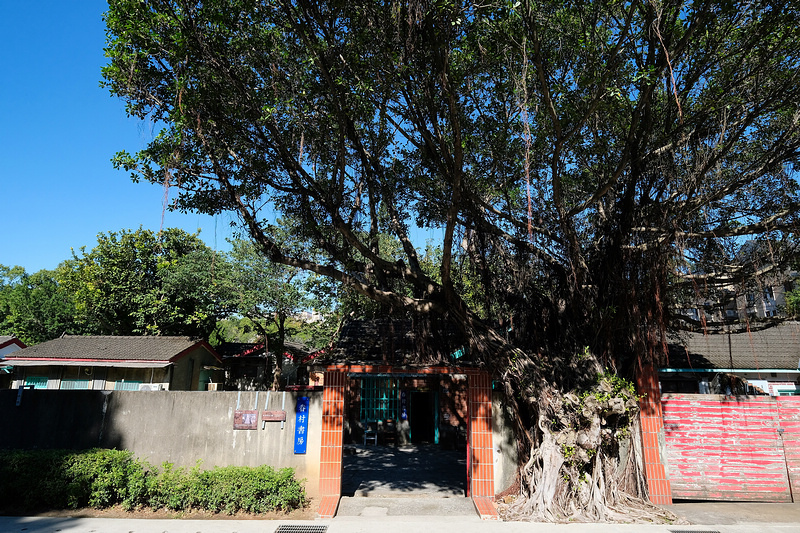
[0,449,306,514]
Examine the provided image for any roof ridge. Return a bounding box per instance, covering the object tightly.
[62,334,193,339]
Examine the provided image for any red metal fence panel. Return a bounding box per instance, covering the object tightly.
[661,393,792,502]
[777,396,800,499]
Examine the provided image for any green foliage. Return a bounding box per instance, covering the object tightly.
[0,265,81,344]
[210,316,261,345]
[102,0,800,371]
[225,238,312,336]
[0,449,141,511]
[59,228,226,337]
[192,466,306,514]
[579,372,639,407]
[0,449,306,514]
[145,462,196,511]
[786,288,800,318]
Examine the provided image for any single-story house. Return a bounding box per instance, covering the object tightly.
[217,340,320,391]
[0,336,26,388]
[663,321,800,396]
[1,335,222,391]
[0,336,26,357]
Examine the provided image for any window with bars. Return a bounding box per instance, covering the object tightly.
[359,378,399,422]
[60,379,91,390]
[24,376,48,389]
[114,380,143,391]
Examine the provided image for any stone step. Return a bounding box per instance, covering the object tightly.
[336,496,478,517]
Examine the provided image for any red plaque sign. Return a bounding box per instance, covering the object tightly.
[262,410,287,422]
[233,409,259,430]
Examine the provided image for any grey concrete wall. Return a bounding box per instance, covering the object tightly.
[0,389,323,498]
[491,390,519,495]
[0,390,107,450]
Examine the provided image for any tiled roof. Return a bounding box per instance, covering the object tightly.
[217,341,312,358]
[329,318,468,365]
[4,335,217,362]
[667,321,800,370]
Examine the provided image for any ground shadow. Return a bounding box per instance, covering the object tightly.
[341,443,467,497]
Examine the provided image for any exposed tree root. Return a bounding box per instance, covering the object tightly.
[499,368,685,524]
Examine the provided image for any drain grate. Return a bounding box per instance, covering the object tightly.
[274,526,328,533]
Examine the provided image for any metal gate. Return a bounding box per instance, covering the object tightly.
[359,377,399,422]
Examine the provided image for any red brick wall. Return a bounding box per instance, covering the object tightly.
[440,375,469,428]
[318,371,346,518]
[468,371,498,519]
[468,371,494,498]
[662,394,796,502]
[637,363,673,505]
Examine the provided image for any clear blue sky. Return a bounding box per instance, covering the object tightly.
[0,1,236,274]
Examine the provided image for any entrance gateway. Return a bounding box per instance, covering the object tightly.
[317,364,498,519]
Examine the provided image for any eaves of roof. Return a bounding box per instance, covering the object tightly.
[2,358,171,368]
[0,337,26,350]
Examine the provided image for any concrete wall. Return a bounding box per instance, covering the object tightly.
[491,391,518,495]
[0,386,519,499]
[0,389,324,498]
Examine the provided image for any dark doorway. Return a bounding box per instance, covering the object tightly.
[409,391,436,443]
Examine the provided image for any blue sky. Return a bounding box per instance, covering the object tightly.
[0,1,236,274]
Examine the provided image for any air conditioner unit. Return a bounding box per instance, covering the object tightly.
[138,383,163,391]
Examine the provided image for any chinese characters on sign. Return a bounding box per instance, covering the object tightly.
[401,390,408,420]
[294,396,310,454]
[261,410,287,422]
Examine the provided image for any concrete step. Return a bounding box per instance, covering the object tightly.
[336,496,478,517]
[353,481,465,498]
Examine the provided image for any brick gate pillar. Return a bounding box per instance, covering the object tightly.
[318,370,346,518]
[636,362,673,505]
[468,370,499,519]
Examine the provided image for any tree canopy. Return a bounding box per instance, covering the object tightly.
[0,266,81,345]
[103,0,800,520]
[0,229,331,350]
[59,228,225,337]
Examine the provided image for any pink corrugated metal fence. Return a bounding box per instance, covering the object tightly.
[661,394,800,502]
[779,396,800,498]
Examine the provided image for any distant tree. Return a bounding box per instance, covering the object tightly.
[0,265,80,344]
[210,316,261,345]
[227,237,318,388]
[60,228,227,337]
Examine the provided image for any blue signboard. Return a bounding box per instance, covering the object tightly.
[294,396,310,454]
[400,390,408,421]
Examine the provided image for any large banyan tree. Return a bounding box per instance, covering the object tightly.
[104,0,800,521]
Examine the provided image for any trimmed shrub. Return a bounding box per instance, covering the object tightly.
[193,466,306,514]
[0,449,306,514]
[0,449,142,511]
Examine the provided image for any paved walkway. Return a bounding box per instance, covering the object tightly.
[668,501,800,525]
[2,513,799,533]
[341,443,467,498]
